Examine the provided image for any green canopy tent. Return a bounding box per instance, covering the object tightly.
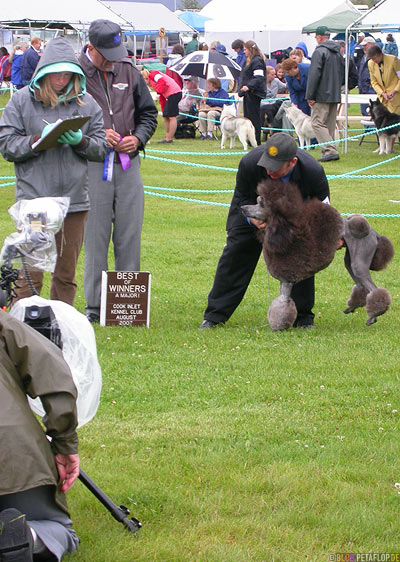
[302,0,361,34]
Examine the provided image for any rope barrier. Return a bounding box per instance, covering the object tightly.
[143,185,232,193]
[331,175,400,179]
[326,153,400,179]
[143,151,400,178]
[143,190,230,207]
[181,93,288,103]
[0,179,398,217]
[143,190,400,217]
[147,148,247,156]
[144,154,238,172]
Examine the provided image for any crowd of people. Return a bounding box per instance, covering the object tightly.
[136,29,399,159]
[3,31,397,153]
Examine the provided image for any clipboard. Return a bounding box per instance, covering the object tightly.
[32,115,91,151]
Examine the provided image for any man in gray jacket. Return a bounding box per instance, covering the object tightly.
[79,19,158,323]
[306,25,344,162]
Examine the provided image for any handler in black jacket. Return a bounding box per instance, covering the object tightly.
[199,133,330,330]
[238,41,267,145]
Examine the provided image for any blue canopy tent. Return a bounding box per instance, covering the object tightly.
[178,11,212,33]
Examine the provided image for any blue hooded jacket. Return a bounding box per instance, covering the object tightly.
[295,42,310,60]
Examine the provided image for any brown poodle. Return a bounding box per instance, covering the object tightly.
[242,179,394,330]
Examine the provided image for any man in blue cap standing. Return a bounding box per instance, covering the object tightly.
[79,19,157,323]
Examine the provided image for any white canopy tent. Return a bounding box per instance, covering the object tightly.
[350,0,400,33]
[200,0,342,57]
[0,0,127,30]
[0,0,193,54]
[342,0,400,150]
[101,1,193,34]
[101,1,193,58]
[0,0,130,52]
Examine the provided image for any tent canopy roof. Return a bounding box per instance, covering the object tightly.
[101,1,194,33]
[177,11,212,33]
[347,0,400,33]
[201,0,330,32]
[302,0,360,34]
[0,0,194,33]
[0,0,127,28]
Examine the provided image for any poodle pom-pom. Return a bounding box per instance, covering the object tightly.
[268,295,297,331]
[365,287,391,325]
[370,235,394,271]
[346,215,371,239]
[344,285,369,313]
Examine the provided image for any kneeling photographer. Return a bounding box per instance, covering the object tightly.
[0,309,79,561]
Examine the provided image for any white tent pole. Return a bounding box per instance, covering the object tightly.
[344,0,388,152]
[344,25,350,153]
[348,0,388,34]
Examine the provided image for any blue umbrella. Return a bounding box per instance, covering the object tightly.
[178,11,212,33]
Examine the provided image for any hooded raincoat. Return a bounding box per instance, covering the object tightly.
[0,37,107,212]
[305,40,344,104]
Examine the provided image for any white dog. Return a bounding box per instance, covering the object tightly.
[220,103,257,150]
[284,104,315,149]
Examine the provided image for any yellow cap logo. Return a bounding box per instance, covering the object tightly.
[268,145,278,157]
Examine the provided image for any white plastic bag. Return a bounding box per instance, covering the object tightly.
[1,197,69,272]
[10,296,102,428]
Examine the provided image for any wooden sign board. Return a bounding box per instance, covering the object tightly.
[100,271,151,327]
[155,36,168,61]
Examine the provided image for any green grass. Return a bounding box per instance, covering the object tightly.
[0,96,399,561]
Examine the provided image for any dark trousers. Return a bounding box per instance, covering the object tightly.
[260,100,283,129]
[243,92,262,145]
[204,223,315,324]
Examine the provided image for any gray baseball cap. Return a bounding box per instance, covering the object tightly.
[257,133,298,171]
[360,36,376,46]
[89,19,128,61]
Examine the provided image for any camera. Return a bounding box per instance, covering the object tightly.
[27,212,47,234]
[24,305,63,349]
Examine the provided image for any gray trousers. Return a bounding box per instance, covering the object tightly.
[310,102,338,156]
[0,486,79,561]
[84,157,144,315]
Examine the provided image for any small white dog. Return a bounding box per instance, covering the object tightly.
[284,104,315,149]
[219,103,257,150]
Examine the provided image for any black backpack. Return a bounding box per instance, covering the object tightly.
[175,123,196,139]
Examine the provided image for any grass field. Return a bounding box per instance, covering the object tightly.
[0,95,399,561]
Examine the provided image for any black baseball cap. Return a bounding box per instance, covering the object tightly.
[89,19,128,61]
[257,133,298,171]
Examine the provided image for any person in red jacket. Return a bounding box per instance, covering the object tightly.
[143,69,182,143]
